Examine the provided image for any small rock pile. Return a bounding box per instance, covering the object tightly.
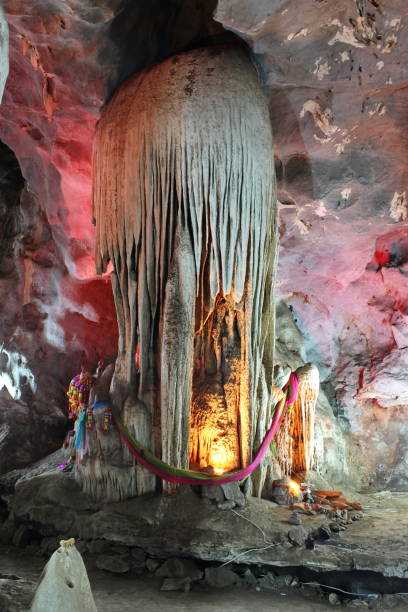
[293,488,363,513]
[201,482,246,510]
[285,486,364,549]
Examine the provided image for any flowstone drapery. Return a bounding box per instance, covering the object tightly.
[276,363,320,475]
[78,45,278,501]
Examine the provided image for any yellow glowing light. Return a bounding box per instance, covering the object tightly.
[289,480,301,496]
[213,467,224,475]
[209,448,229,473]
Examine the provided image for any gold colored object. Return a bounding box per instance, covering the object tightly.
[59,538,76,547]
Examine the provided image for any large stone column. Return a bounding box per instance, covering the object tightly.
[79,45,278,501]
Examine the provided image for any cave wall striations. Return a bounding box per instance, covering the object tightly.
[83,46,278,501]
[216,0,408,489]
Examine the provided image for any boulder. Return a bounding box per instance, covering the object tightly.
[0,448,67,495]
[288,512,302,525]
[328,592,341,605]
[12,471,97,535]
[0,396,66,475]
[258,572,276,591]
[204,566,239,588]
[96,554,130,574]
[242,568,257,587]
[156,557,202,582]
[220,483,246,508]
[201,485,225,504]
[274,574,294,588]
[288,526,309,547]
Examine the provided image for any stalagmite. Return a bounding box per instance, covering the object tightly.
[276,363,320,475]
[79,44,278,500]
[30,540,97,612]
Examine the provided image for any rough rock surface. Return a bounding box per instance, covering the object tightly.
[0,136,118,472]
[95,554,130,574]
[0,4,7,102]
[0,545,366,612]
[0,396,66,474]
[156,557,202,582]
[204,566,238,588]
[6,472,408,581]
[288,526,309,547]
[0,0,408,489]
[220,482,246,507]
[11,470,99,535]
[30,544,97,612]
[214,0,408,490]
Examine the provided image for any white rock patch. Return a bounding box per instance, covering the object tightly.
[0,347,36,400]
[390,191,408,222]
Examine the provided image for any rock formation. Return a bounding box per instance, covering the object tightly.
[276,363,319,475]
[80,45,278,500]
[0,3,7,102]
[30,541,97,612]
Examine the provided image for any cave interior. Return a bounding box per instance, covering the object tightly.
[1,1,408,610]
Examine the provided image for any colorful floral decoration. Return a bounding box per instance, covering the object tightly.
[102,406,112,433]
[86,405,94,430]
[67,369,94,419]
[61,363,112,469]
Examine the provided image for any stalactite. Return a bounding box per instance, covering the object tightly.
[78,45,277,501]
[276,363,320,476]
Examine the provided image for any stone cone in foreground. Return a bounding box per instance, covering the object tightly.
[30,540,97,612]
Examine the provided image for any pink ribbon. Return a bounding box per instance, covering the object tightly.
[115,372,298,486]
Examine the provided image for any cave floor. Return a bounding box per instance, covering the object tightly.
[2,542,408,611]
[71,484,408,578]
[4,460,408,609]
[0,544,339,611]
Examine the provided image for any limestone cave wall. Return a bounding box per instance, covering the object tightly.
[0,0,407,490]
[215,0,408,490]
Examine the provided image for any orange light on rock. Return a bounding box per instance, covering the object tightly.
[289,479,301,497]
[213,467,224,475]
[209,448,229,473]
[190,387,243,474]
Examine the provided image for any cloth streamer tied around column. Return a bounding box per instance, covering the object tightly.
[109,372,298,486]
